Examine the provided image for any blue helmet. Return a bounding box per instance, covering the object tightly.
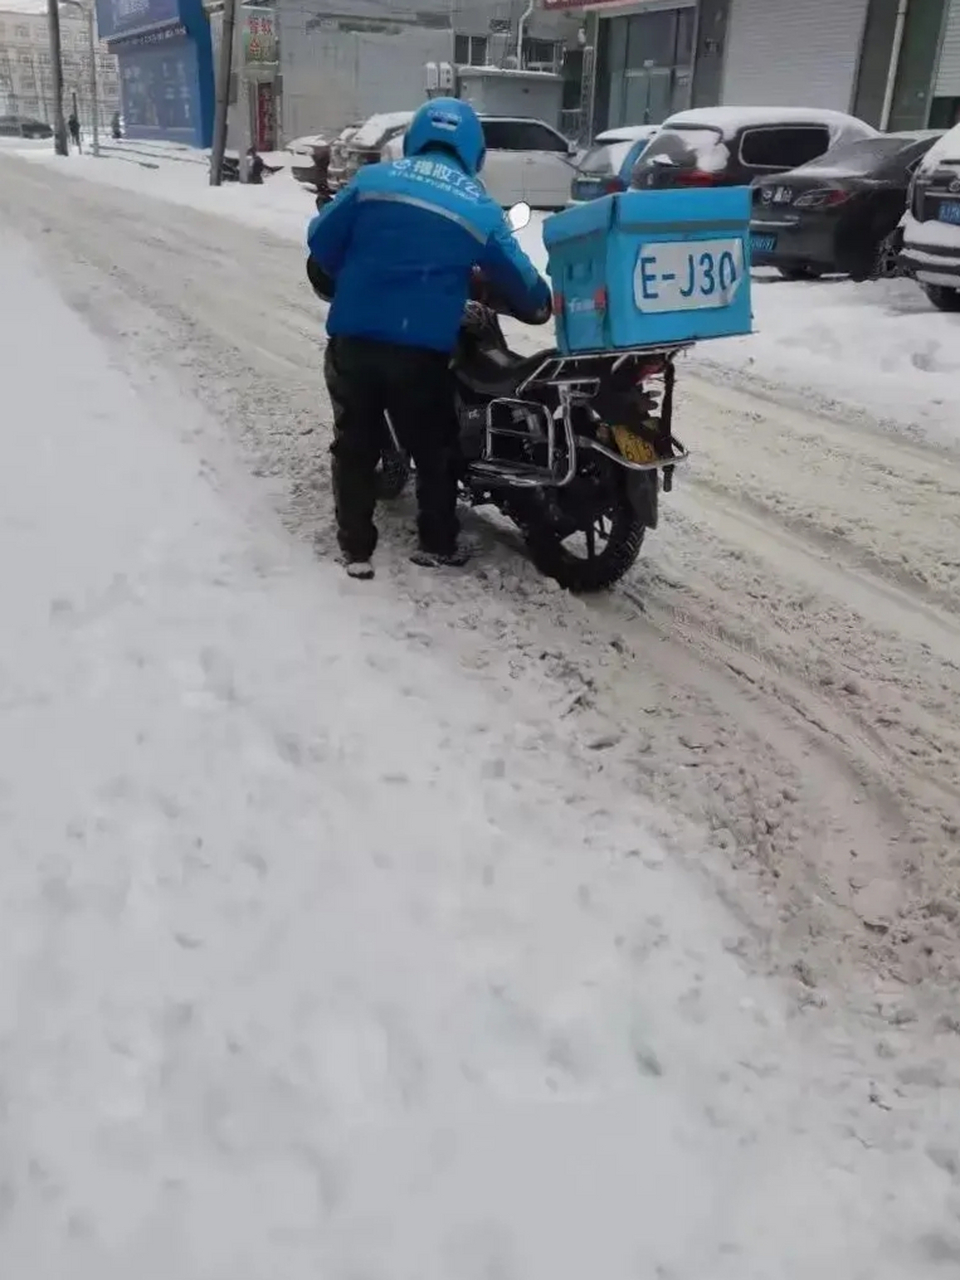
[403,97,486,176]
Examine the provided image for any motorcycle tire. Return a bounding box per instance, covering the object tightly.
[524,468,646,593]
[375,449,411,501]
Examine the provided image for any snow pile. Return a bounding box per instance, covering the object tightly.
[11,138,314,240]
[1,224,956,1277]
[693,270,960,442]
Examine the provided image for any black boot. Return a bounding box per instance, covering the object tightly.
[410,546,470,569]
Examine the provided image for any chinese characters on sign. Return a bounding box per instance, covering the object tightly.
[113,22,186,49]
[242,7,278,66]
[96,0,179,42]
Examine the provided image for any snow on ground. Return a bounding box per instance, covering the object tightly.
[3,137,311,242]
[691,270,960,443]
[2,199,958,1276]
[15,139,960,447]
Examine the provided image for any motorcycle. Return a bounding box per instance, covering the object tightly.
[309,202,690,592]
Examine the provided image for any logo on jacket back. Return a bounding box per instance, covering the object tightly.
[393,156,483,202]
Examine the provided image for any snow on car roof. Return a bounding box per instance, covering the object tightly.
[462,65,559,78]
[595,125,659,143]
[286,134,327,152]
[663,106,876,138]
[916,121,960,172]
[350,112,415,149]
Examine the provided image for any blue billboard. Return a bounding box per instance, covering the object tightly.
[119,39,203,139]
[95,0,214,147]
[96,0,180,42]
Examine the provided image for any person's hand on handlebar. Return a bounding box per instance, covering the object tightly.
[469,265,490,305]
[469,265,552,325]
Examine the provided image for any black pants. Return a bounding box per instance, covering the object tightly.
[325,335,460,562]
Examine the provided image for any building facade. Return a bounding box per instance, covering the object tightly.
[544,0,701,137]
[0,7,120,130]
[206,1,280,153]
[278,0,583,145]
[549,0,960,138]
[94,0,215,146]
[932,0,960,126]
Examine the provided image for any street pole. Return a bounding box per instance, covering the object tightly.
[46,0,68,155]
[85,2,99,155]
[210,0,237,186]
[60,0,99,156]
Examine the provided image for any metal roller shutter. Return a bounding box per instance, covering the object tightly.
[936,0,960,96]
[721,0,870,112]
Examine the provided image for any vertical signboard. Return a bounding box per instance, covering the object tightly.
[242,6,278,69]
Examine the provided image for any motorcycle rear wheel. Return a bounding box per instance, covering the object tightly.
[525,466,646,593]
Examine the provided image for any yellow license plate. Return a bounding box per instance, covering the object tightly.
[611,426,658,466]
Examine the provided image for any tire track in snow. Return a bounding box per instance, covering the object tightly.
[681,373,960,610]
[4,157,960,1012]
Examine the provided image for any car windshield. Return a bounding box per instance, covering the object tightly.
[633,126,727,173]
[797,136,915,175]
[578,140,638,176]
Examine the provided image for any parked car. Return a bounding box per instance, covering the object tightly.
[750,131,942,281]
[336,111,414,186]
[569,125,659,202]
[0,114,53,139]
[286,133,328,186]
[378,112,578,210]
[630,107,876,191]
[479,116,577,209]
[901,121,960,311]
[327,122,362,193]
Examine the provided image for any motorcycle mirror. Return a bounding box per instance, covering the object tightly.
[507,201,532,232]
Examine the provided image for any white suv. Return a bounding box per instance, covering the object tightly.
[901,121,960,311]
[381,113,577,210]
[479,117,578,210]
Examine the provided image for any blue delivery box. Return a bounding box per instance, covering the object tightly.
[542,186,753,354]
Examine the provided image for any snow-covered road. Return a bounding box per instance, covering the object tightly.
[2,156,960,1275]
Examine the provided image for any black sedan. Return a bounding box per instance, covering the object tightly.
[0,114,53,139]
[750,131,942,281]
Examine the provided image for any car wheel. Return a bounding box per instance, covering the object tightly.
[871,230,903,281]
[778,265,824,282]
[923,284,960,313]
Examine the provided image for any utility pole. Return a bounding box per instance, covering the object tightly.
[46,0,68,155]
[61,0,99,156]
[210,0,237,186]
[86,1,99,157]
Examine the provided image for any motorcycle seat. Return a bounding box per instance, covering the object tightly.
[456,346,554,398]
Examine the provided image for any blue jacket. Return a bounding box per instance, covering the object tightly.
[306,154,551,354]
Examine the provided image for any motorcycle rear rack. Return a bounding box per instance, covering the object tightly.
[480,379,688,489]
[577,434,690,473]
[481,395,576,489]
[514,341,694,396]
